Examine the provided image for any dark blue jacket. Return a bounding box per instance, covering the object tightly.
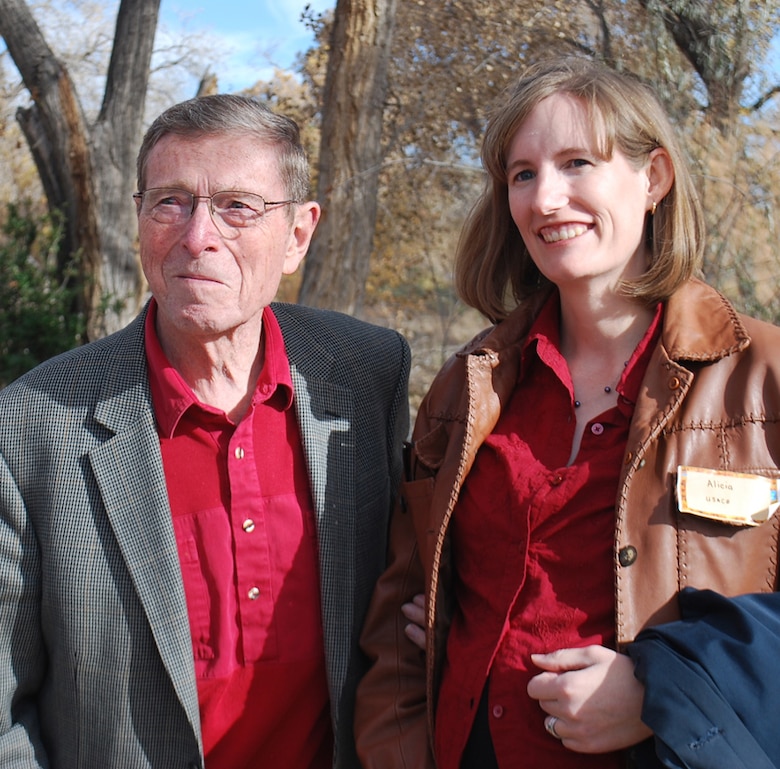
[627,587,780,769]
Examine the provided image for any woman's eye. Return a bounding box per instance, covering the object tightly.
[513,169,534,183]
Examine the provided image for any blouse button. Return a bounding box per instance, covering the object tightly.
[492,704,504,719]
[591,423,605,435]
[550,474,564,486]
[234,446,245,459]
[242,519,255,533]
[247,586,261,600]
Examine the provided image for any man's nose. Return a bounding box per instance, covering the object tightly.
[181,197,224,248]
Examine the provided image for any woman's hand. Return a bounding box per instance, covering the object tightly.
[527,645,652,753]
[401,593,426,650]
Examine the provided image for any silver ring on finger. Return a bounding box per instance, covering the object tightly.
[545,715,562,740]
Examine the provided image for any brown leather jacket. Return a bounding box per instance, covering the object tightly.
[356,279,780,768]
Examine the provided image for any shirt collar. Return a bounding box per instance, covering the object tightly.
[521,291,664,407]
[619,301,664,406]
[145,300,294,438]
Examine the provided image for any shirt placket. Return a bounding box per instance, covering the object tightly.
[228,412,276,662]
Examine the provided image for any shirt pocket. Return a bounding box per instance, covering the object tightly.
[172,508,235,661]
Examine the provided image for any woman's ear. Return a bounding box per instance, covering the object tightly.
[646,147,674,210]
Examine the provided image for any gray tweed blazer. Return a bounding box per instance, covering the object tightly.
[0,301,410,769]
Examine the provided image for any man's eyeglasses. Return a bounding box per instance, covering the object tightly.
[133,188,298,228]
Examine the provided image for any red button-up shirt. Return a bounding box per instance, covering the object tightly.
[145,301,332,769]
[435,295,662,769]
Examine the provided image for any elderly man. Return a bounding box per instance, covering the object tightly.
[0,94,409,769]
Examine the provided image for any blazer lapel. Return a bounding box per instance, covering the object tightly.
[290,363,356,706]
[275,304,357,708]
[87,317,201,743]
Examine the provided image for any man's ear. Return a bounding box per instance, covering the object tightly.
[283,201,321,275]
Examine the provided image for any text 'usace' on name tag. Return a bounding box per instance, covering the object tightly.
[677,466,780,526]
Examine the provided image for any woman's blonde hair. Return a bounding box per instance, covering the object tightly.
[455,57,705,322]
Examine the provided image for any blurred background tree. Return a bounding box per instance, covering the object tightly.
[0,0,160,339]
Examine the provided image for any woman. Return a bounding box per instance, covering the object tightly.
[355,57,780,769]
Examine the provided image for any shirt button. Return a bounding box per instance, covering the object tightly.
[591,423,605,435]
[234,446,245,459]
[492,704,504,719]
[242,519,255,533]
[550,474,563,486]
[247,586,261,600]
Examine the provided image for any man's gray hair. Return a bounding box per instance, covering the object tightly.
[136,94,311,202]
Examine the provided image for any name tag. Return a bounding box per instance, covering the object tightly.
[677,466,779,526]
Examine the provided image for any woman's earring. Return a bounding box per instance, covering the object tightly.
[651,201,657,216]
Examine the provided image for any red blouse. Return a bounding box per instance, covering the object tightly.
[435,294,662,769]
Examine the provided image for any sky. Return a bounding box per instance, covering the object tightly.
[159,0,336,93]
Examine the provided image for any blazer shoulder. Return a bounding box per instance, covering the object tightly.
[272,302,409,356]
[271,303,410,397]
[0,311,148,413]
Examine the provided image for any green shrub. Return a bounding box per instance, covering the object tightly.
[0,203,86,388]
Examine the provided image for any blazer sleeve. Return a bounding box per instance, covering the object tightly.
[0,452,48,767]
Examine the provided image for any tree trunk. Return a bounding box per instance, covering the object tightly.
[0,0,160,338]
[638,0,753,134]
[297,0,398,315]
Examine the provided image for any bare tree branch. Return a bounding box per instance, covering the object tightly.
[0,0,161,336]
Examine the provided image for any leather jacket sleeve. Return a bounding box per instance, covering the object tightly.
[355,454,435,768]
[354,322,519,769]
